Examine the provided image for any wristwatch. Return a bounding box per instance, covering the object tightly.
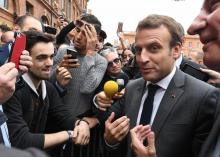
[66,130,73,141]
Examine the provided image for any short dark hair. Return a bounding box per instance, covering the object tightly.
[14,15,41,29]
[99,30,107,40]
[80,13,102,34]
[176,22,185,45]
[0,24,11,32]
[136,14,182,48]
[23,31,54,53]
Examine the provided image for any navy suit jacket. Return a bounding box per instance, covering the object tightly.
[103,69,219,157]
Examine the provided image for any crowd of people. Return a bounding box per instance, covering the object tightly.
[0,0,220,156]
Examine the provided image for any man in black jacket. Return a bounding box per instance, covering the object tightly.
[3,31,90,150]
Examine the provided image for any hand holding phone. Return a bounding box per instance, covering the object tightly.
[8,32,26,69]
[67,48,77,59]
[182,63,209,82]
[61,48,80,68]
[117,22,123,35]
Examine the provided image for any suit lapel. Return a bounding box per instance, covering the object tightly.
[127,78,146,128]
[152,69,185,138]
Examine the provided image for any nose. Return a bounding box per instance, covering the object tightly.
[46,57,53,67]
[137,49,150,64]
[75,31,83,40]
[187,11,207,35]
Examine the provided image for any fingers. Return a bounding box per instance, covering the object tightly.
[105,115,130,144]
[110,116,129,129]
[0,63,18,103]
[0,62,16,74]
[106,112,115,123]
[73,121,90,145]
[61,55,80,68]
[57,67,72,79]
[130,126,142,147]
[96,92,113,110]
[85,24,97,39]
[0,63,18,81]
[84,24,98,55]
[200,68,220,84]
[147,132,156,156]
[131,125,151,144]
[19,50,32,73]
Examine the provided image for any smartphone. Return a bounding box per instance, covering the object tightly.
[8,32,26,69]
[44,26,57,35]
[117,22,123,34]
[66,48,77,59]
[182,63,209,82]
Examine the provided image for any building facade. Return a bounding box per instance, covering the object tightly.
[121,31,203,61]
[0,0,88,28]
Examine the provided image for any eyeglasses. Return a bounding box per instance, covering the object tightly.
[108,58,120,67]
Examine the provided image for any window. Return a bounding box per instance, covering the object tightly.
[26,1,33,15]
[0,0,8,9]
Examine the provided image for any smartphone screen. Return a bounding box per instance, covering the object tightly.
[66,48,77,59]
[8,33,26,69]
[182,63,209,82]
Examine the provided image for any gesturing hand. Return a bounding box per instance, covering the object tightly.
[104,112,130,145]
[130,125,156,157]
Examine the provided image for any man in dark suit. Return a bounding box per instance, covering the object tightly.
[187,0,220,157]
[95,14,219,157]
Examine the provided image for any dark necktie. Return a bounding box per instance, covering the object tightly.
[140,84,159,125]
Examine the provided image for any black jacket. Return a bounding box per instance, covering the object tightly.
[3,79,77,149]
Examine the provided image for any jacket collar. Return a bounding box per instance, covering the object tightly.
[22,73,47,100]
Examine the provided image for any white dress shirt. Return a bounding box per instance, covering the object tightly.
[175,53,183,69]
[136,66,176,125]
[0,105,11,147]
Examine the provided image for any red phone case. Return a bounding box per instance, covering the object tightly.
[9,33,26,69]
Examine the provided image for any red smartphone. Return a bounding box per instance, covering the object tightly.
[8,32,26,69]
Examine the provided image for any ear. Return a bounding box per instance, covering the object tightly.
[172,43,182,60]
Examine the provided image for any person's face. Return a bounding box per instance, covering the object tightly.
[73,20,97,54]
[122,49,134,65]
[22,17,43,32]
[29,42,54,85]
[187,0,220,72]
[106,52,122,76]
[1,31,15,44]
[135,25,177,83]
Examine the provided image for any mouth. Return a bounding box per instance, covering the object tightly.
[140,68,154,73]
[202,41,216,52]
[42,68,51,74]
[200,36,217,52]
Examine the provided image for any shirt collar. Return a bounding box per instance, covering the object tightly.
[22,73,47,99]
[0,105,7,126]
[146,66,176,90]
[175,53,183,69]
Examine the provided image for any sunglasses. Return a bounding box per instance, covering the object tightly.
[108,58,120,67]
